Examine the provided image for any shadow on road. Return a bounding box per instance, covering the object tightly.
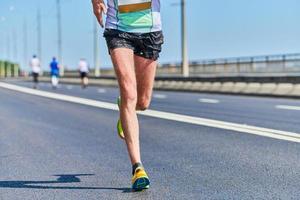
[0,174,131,192]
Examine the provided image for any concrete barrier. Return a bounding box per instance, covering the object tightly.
[242,83,261,94]
[257,83,277,95]
[200,82,212,91]
[159,81,171,90]
[174,81,185,90]
[220,82,235,92]
[272,83,294,96]
[18,75,300,98]
[182,81,193,90]
[289,84,300,96]
[154,80,164,88]
[190,82,203,91]
[232,82,248,93]
[209,82,222,92]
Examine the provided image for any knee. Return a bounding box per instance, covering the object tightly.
[119,79,137,107]
[121,90,137,108]
[136,97,151,111]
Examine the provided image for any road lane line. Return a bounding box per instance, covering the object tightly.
[0,82,117,110]
[153,94,167,99]
[198,98,220,104]
[97,88,107,93]
[1,82,300,143]
[276,105,300,111]
[66,85,73,90]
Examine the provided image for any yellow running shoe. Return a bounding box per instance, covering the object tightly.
[131,166,150,191]
[117,97,125,139]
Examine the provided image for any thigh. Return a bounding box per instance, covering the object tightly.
[134,55,157,100]
[33,73,38,81]
[110,48,136,97]
[80,72,85,79]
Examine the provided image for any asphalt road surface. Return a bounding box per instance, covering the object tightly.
[1,79,300,200]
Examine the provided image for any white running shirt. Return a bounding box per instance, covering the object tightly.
[78,60,89,73]
[30,58,41,73]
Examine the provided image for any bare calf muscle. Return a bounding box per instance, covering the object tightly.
[135,55,157,111]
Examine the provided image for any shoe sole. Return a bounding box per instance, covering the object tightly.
[132,177,150,191]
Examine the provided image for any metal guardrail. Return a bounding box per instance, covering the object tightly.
[41,53,300,78]
[158,53,300,76]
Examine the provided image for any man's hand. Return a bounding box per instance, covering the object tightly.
[92,0,107,28]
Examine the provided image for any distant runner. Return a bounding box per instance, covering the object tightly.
[78,58,89,88]
[49,57,60,89]
[29,55,41,89]
[92,0,163,191]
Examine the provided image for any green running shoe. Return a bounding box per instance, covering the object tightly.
[117,97,125,139]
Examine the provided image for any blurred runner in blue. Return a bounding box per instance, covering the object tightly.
[50,57,60,89]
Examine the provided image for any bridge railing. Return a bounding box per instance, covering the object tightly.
[43,53,300,78]
[157,53,300,77]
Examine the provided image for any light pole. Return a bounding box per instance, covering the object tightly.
[0,18,6,60]
[94,18,100,77]
[23,18,28,70]
[0,31,5,60]
[1,20,10,61]
[181,0,189,77]
[6,33,10,61]
[4,5,26,69]
[56,0,63,76]
[37,6,42,67]
[13,29,17,61]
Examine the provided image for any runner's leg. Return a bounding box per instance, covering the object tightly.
[134,55,157,111]
[33,73,38,88]
[80,73,84,87]
[110,48,141,165]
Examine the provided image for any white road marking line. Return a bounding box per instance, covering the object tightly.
[66,85,73,90]
[276,105,300,111]
[97,88,107,93]
[198,98,220,104]
[153,94,167,99]
[1,82,300,143]
[0,82,117,110]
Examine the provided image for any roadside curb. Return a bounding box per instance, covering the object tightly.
[18,77,300,98]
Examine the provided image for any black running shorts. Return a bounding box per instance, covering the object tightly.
[32,72,39,83]
[103,29,164,61]
[80,72,88,79]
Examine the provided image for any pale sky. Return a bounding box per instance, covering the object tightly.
[0,0,300,71]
